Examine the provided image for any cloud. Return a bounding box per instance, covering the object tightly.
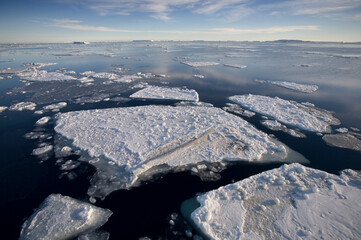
[212,25,319,34]
[49,19,134,32]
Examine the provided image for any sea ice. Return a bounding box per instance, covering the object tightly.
[43,102,67,111]
[32,144,53,156]
[257,80,318,93]
[55,106,307,198]
[181,61,220,67]
[9,102,36,111]
[193,75,205,79]
[222,103,255,118]
[323,134,361,152]
[230,94,339,133]
[223,64,247,69]
[130,86,199,102]
[187,163,361,240]
[0,106,7,113]
[23,62,57,68]
[35,116,51,125]
[19,194,112,240]
[112,74,142,83]
[335,127,348,133]
[18,69,76,82]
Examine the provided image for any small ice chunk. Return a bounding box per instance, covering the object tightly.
[130,86,199,102]
[193,75,205,79]
[261,120,283,130]
[32,145,53,156]
[9,102,36,111]
[0,106,8,113]
[335,127,348,133]
[323,134,361,152]
[181,61,220,67]
[43,102,67,111]
[113,74,142,83]
[36,116,51,125]
[20,194,112,240]
[23,62,57,68]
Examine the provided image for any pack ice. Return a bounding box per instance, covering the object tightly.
[19,194,112,240]
[130,86,199,101]
[230,94,340,133]
[257,80,318,93]
[181,61,220,67]
[188,163,361,240]
[55,106,307,198]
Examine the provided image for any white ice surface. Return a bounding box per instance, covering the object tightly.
[54,106,304,198]
[0,106,7,113]
[223,64,247,69]
[36,116,51,125]
[18,69,76,81]
[181,61,220,67]
[32,145,53,156]
[191,163,361,240]
[9,102,36,111]
[230,94,339,133]
[43,102,67,111]
[24,62,57,68]
[130,86,199,102]
[268,81,318,93]
[193,75,205,79]
[20,194,112,240]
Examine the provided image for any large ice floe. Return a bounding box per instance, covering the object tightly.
[9,102,37,111]
[185,163,361,240]
[230,94,340,133]
[256,80,318,93]
[55,106,307,198]
[20,194,112,240]
[181,61,220,67]
[18,69,76,82]
[130,86,199,102]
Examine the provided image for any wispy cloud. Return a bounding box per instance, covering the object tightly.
[50,19,135,32]
[212,25,319,34]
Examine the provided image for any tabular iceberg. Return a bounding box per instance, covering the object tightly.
[187,163,361,240]
[55,105,307,199]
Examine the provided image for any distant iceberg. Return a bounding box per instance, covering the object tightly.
[186,163,361,240]
[130,86,199,102]
[55,106,307,198]
[230,94,340,133]
[20,194,112,240]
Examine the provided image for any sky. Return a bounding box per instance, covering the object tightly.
[0,0,361,43]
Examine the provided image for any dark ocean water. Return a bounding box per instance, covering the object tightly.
[0,41,360,239]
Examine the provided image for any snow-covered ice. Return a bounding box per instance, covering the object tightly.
[223,64,247,69]
[9,102,36,111]
[55,106,307,198]
[23,62,57,68]
[257,80,318,93]
[130,86,199,102]
[323,134,361,152]
[222,103,255,118]
[181,61,220,67]
[261,120,306,138]
[32,144,53,156]
[193,75,205,79]
[335,127,348,133]
[43,102,67,111]
[0,106,7,113]
[35,116,51,125]
[19,194,112,240]
[18,69,76,82]
[230,94,340,133]
[187,163,361,240]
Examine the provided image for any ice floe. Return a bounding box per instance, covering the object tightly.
[130,86,199,102]
[223,103,255,118]
[32,144,53,156]
[335,127,348,133]
[55,106,307,198]
[223,64,247,69]
[181,61,220,67]
[323,134,361,152]
[43,102,67,111]
[187,163,361,240]
[0,106,7,113]
[261,120,306,138]
[35,116,51,125]
[230,94,340,133]
[18,69,76,82]
[20,194,112,240]
[9,102,36,111]
[256,80,318,93]
[23,62,57,68]
[193,75,205,79]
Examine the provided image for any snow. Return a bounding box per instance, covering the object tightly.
[35,116,51,125]
[0,106,7,113]
[19,194,112,240]
[54,105,307,198]
[230,94,340,133]
[130,86,199,102]
[43,102,67,111]
[223,64,247,69]
[113,74,142,83]
[257,80,318,93]
[18,69,76,82]
[9,102,36,111]
[222,103,255,118]
[323,134,361,152]
[81,71,141,83]
[336,127,348,133]
[181,61,220,67]
[188,163,361,240]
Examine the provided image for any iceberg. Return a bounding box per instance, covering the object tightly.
[19,194,112,240]
[130,86,199,102]
[55,106,307,198]
[186,163,361,240]
[230,94,340,133]
[9,102,36,111]
[181,61,220,67]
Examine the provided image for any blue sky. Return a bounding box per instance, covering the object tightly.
[1,0,361,43]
